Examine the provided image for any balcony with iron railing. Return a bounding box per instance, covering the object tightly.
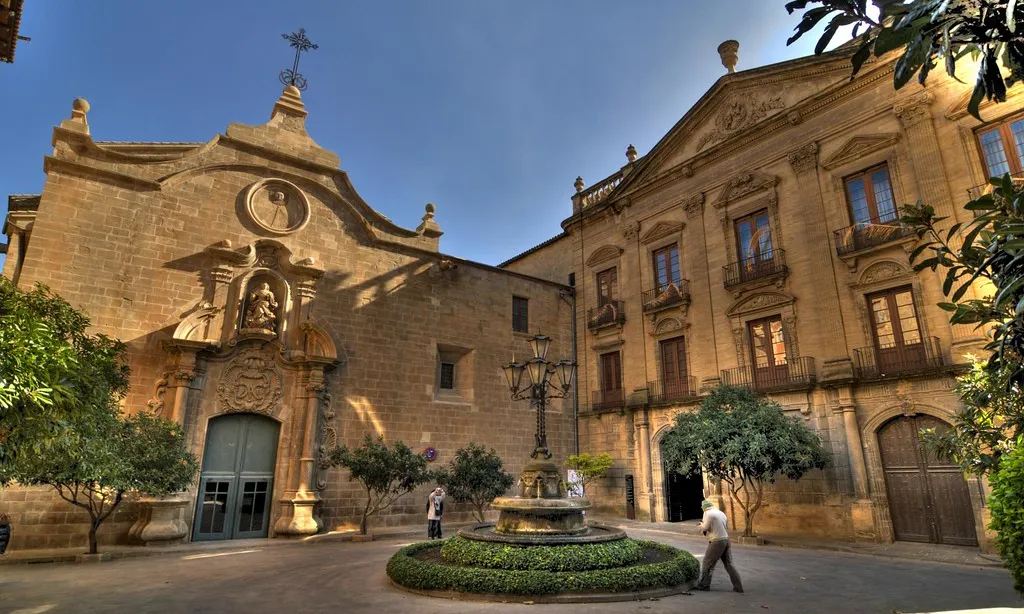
[587,300,626,330]
[723,249,788,289]
[967,172,1024,201]
[833,222,916,256]
[647,377,699,405]
[853,336,944,379]
[591,388,625,412]
[641,279,691,313]
[720,356,816,392]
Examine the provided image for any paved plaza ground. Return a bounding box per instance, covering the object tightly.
[0,526,1019,614]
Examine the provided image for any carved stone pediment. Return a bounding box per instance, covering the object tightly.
[697,94,786,153]
[850,259,911,288]
[726,291,795,318]
[586,245,623,267]
[172,301,220,346]
[821,134,901,170]
[714,171,779,209]
[640,221,685,245]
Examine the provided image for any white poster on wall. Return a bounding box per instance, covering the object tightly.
[566,470,584,498]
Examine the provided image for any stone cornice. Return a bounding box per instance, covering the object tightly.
[43,156,162,191]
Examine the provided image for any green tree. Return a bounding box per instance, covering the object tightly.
[919,360,1024,475]
[661,386,829,537]
[0,279,129,470]
[786,0,1024,119]
[2,410,198,554]
[436,443,514,522]
[328,435,434,535]
[902,176,1024,389]
[988,443,1024,593]
[565,452,615,496]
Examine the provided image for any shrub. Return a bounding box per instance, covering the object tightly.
[387,539,698,595]
[440,536,644,571]
[989,443,1024,594]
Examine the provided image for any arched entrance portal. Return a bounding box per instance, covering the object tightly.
[193,414,280,541]
[660,440,704,522]
[878,414,977,546]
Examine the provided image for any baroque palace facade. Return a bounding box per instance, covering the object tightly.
[0,89,575,550]
[504,42,1013,550]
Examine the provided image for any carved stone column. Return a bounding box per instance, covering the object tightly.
[835,386,876,540]
[276,369,324,536]
[894,92,958,223]
[635,408,654,521]
[787,143,854,380]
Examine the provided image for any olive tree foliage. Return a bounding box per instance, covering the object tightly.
[565,452,615,496]
[0,279,129,470]
[2,409,199,555]
[786,0,1024,119]
[435,443,515,522]
[661,386,829,537]
[328,435,434,535]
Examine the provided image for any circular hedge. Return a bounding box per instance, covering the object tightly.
[387,539,699,596]
[440,536,644,571]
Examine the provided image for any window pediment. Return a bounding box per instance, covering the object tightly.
[640,221,685,245]
[725,291,795,318]
[586,245,623,267]
[821,134,900,170]
[714,171,779,209]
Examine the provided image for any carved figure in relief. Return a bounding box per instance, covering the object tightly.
[244,283,278,332]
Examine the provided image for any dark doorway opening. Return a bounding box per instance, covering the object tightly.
[662,443,704,522]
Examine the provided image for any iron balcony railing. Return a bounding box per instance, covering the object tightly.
[967,172,1024,201]
[591,388,625,412]
[853,336,943,379]
[723,249,787,288]
[833,222,915,256]
[641,279,691,313]
[587,300,625,329]
[648,377,699,405]
[720,356,816,392]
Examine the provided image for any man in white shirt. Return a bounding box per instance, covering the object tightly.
[695,499,744,592]
[427,487,445,539]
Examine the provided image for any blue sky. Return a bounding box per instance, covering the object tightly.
[0,1,835,269]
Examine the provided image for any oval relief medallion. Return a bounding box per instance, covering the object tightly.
[244,178,310,235]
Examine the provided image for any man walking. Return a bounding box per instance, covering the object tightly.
[426,487,445,539]
[695,499,743,593]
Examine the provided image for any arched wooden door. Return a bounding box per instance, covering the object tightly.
[878,415,977,546]
[193,414,280,541]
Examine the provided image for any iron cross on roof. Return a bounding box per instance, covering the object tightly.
[279,28,319,91]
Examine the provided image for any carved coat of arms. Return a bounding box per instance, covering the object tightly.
[217,347,283,416]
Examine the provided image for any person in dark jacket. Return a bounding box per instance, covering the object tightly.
[426,487,445,539]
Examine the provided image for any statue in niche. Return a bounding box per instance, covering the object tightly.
[243,283,279,333]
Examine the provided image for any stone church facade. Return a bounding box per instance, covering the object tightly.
[0,88,575,550]
[504,44,1013,551]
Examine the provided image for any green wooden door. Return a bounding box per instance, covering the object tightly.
[193,414,279,541]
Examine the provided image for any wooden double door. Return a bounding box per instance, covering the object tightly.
[878,415,978,546]
[193,414,280,541]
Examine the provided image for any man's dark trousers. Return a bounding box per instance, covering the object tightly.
[696,539,743,591]
[428,519,441,539]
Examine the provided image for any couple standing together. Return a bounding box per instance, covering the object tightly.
[426,487,445,539]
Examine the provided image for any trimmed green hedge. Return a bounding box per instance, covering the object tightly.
[440,536,644,571]
[387,539,699,595]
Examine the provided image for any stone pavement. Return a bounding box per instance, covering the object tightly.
[0,525,1019,614]
[591,515,1005,568]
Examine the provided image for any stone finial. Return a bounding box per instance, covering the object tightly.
[626,144,638,163]
[718,40,739,74]
[60,98,90,134]
[574,176,585,193]
[269,85,309,134]
[417,202,442,239]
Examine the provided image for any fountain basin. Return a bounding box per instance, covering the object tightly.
[458,522,626,545]
[491,495,591,536]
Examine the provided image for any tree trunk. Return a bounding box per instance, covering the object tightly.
[474,504,485,524]
[88,522,99,555]
[359,513,368,535]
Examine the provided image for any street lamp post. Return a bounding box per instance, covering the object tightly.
[502,334,576,461]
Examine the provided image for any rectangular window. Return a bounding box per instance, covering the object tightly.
[659,336,691,399]
[439,362,455,390]
[978,115,1024,177]
[512,296,529,333]
[748,315,789,388]
[652,245,681,292]
[867,286,926,373]
[844,164,897,226]
[600,351,622,392]
[734,209,773,264]
[596,267,618,306]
